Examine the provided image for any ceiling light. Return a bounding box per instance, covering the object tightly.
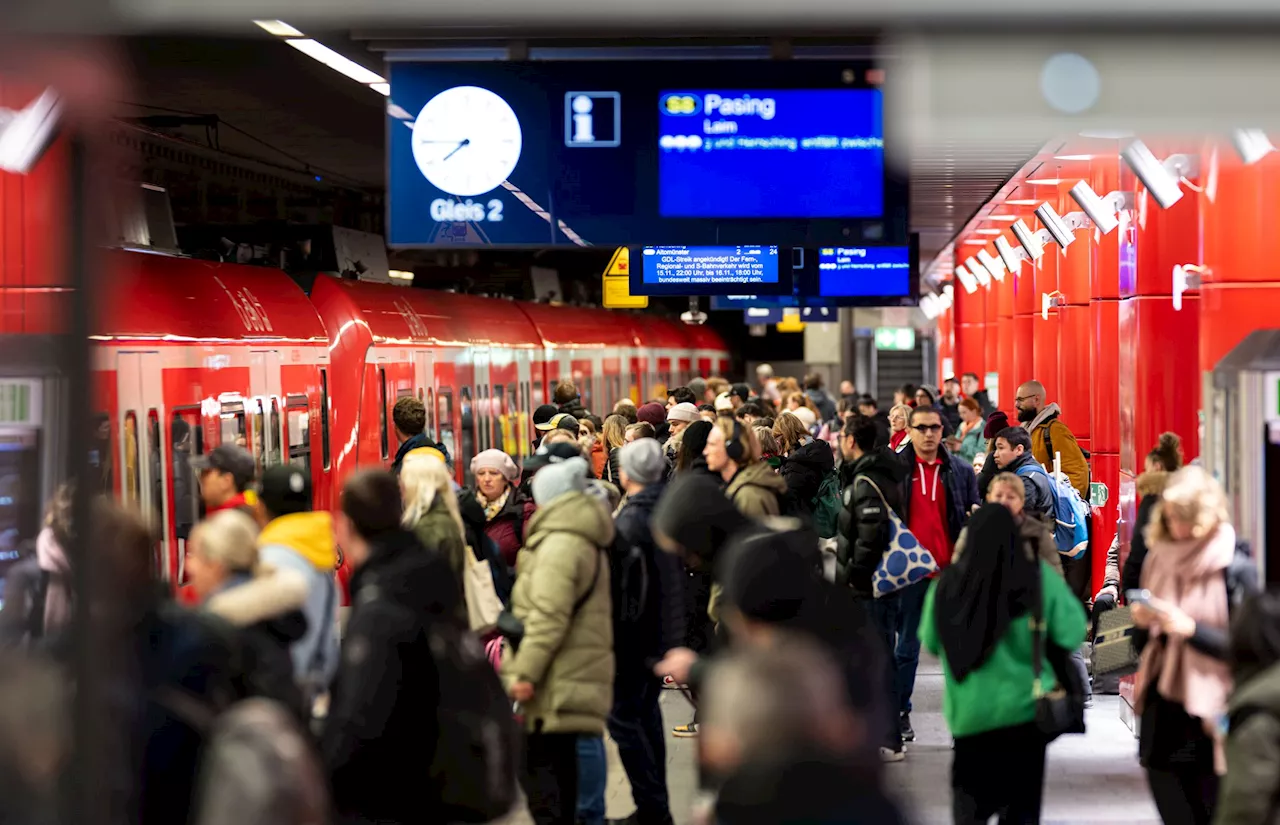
[995,236,1024,274]
[254,19,304,36]
[961,239,988,246]
[937,291,953,310]
[1078,129,1135,139]
[977,249,1006,282]
[285,39,386,87]
[920,295,940,320]
[1034,203,1078,249]
[965,256,992,287]
[1025,178,1065,185]
[370,83,391,96]
[1054,154,1095,161]
[1005,199,1040,206]
[388,269,414,281]
[1120,139,1199,209]
[1012,219,1045,261]
[955,265,978,294]
[1068,181,1133,235]
[983,215,1018,222]
[1231,129,1275,165]
[975,228,1003,235]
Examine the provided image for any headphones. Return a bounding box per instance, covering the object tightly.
[725,418,746,463]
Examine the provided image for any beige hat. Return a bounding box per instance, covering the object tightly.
[667,402,700,423]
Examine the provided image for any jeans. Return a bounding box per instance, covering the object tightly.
[608,676,675,825]
[861,595,905,750]
[1146,767,1218,825]
[894,577,931,715]
[522,732,580,825]
[575,734,607,825]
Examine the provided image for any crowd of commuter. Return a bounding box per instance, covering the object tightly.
[0,365,1274,825]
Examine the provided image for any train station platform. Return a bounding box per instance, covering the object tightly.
[497,655,1163,825]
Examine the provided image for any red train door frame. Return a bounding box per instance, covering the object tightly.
[116,350,172,581]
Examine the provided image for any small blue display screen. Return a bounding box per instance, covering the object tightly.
[818,245,911,297]
[631,245,787,296]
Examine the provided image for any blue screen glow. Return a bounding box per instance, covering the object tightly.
[818,246,911,297]
[658,89,884,219]
[633,245,783,296]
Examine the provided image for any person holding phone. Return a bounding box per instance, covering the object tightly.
[1131,466,1256,825]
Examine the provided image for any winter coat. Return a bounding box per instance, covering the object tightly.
[589,439,608,479]
[391,431,450,476]
[323,528,460,824]
[954,514,1063,575]
[725,461,787,519]
[471,485,535,573]
[257,511,340,695]
[896,447,980,544]
[612,482,687,678]
[837,448,909,599]
[558,396,591,423]
[604,446,623,487]
[203,568,310,721]
[955,420,986,464]
[409,497,468,586]
[779,438,836,519]
[503,491,615,734]
[1216,661,1280,825]
[1002,452,1056,520]
[1025,405,1090,499]
[805,388,838,423]
[1121,470,1170,596]
[939,400,962,434]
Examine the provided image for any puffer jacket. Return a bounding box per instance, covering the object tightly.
[503,491,615,734]
[837,448,909,598]
[409,496,468,585]
[779,437,836,518]
[257,511,340,694]
[473,486,536,573]
[1216,661,1280,825]
[725,461,787,519]
[1002,452,1056,520]
[953,513,1063,575]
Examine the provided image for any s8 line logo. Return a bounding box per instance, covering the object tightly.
[660,93,702,117]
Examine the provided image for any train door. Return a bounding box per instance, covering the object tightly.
[249,350,284,477]
[515,350,533,458]
[474,346,493,460]
[117,351,171,581]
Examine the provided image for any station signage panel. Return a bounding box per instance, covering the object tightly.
[629,245,790,297]
[387,61,905,248]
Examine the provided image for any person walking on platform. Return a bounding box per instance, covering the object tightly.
[705,418,786,520]
[894,406,979,744]
[920,504,1086,825]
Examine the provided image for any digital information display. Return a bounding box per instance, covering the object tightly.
[387,61,906,248]
[657,90,883,219]
[631,245,788,296]
[818,246,912,298]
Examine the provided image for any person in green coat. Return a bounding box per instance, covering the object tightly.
[400,451,468,616]
[503,455,615,825]
[919,504,1086,825]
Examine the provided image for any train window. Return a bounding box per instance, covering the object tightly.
[481,385,492,452]
[501,383,516,456]
[319,369,331,470]
[268,398,283,468]
[147,410,167,539]
[285,395,310,475]
[459,386,475,475]
[123,411,141,508]
[250,404,266,479]
[170,408,202,541]
[220,401,247,449]
[532,380,545,407]
[427,388,436,440]
[436,388,455,462]
[397,387,414,399]
[379,368,390,460]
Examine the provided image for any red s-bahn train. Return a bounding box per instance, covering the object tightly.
[94,249,731,589]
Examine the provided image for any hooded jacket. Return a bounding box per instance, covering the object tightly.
[612,482,687,678]
[837,448,909,599]
[895,446,980,545]
[323,529,460,824]
[1024,403,1090,499]
[804,388,838,423]
[1002,451,1056,520]
[779,438,836,518]
[503,491,615,734]
[391,431,450,477]
[257,512,340,694]
[204,567,310,720]
[1216,661,1280,825]
[725,461,787,520]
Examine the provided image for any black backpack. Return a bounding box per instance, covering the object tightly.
[611,534,650,629]
[424,621,521,823]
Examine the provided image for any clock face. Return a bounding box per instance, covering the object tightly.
[411,85,523,198]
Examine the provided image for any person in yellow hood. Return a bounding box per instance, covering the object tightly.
[256,464,341,707]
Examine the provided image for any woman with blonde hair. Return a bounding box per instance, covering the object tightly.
[602,414,629,485]
[400,451,468,593]
[888,404,912,452]
[772,411,835,520]
[1132,466,1256,825]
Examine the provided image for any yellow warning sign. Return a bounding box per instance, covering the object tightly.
[602,247,648,309]
[777,308,805,333]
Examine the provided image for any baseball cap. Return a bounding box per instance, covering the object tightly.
[540,412,579,433]
[522,440,584,472]
[190,444,256,492]
[730,383,752,403]
[259,464,313,517]
[533,405,562,431]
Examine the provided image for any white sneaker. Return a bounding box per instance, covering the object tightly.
[879,746,906,763]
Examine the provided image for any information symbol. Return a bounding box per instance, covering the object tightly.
[572,95,594,143]
[564,92,621,148]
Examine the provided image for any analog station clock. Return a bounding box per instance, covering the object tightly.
[411,85,523,198]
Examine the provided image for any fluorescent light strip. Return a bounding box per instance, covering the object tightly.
[254,19,303,36]
[285,38,386,86]
[982,215,1018,222]
[1006,199,1040,205]
[975,228,1003,235]
[1025,178,1064,185]
[370,83,390,96]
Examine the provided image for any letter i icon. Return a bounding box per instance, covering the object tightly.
[572,95,595,143]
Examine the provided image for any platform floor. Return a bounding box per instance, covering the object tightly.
[503,656,1163,824]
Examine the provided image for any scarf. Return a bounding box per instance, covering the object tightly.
[1023,402,1062,434]
[933,505,1038,683]
[35,527,72,634]
[958,418,982,439]
[476,486,511,522]
[1136,520,1236,773]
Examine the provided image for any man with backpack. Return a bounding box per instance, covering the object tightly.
[610,439,685,825]
[990,427,1056,520]
[324,470,518,825]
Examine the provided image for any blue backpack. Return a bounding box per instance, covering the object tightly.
[1014,462,1089,559]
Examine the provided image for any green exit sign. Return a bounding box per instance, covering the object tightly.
[875,327,916,351]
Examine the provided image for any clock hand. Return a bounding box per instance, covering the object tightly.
[441,138,470,161]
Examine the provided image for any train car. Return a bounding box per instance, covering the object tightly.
[95,250,332,585]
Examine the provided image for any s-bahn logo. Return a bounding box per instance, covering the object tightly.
[659,93,702,117]
[393,298,429,340]
[215,278,274,334]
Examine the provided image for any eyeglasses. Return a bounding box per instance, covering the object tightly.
[912,424,944,433]
[1014,395,1039,404]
